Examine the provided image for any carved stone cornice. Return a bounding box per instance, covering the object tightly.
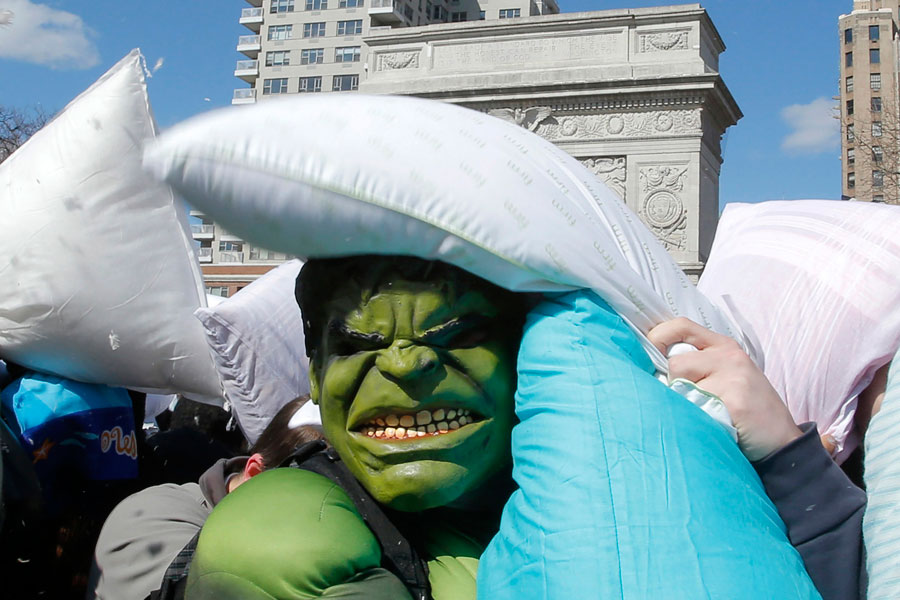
[638,30,690,53]
[375,50,421,71]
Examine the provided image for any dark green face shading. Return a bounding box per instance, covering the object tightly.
[309,272,519,512]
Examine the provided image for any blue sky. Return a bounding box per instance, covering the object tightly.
[0,0,846,206]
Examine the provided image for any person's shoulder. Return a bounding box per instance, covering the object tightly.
[105,481,210,528]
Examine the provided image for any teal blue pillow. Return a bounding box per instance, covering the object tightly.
[478,291,820,599]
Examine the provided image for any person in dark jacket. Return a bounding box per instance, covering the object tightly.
[85,396,324,600]
[648,317,866,600]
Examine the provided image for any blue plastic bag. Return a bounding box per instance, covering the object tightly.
[478,291,820,599]
[1,372,138,513]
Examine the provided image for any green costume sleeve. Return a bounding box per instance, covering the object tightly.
[185,468,412,600]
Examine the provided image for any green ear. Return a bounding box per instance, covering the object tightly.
[308,362,320,405]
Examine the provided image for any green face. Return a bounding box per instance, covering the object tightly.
[309,273,519,512]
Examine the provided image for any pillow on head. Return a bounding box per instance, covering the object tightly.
[144,94,742,373]
[195,260,313,445]
[0,50,221,402]
[699,200,900,461]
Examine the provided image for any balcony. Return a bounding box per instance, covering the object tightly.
[244,0,262,6]
[237,34,261,58]
[219,251,245,264]
[232,88,257,105]
[197,247,213,263]
[191,223,215,240]
[240,7,264,32]
[369,0,402,24]
[235,59,259,83]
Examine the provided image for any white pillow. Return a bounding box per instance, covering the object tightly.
[194,260,313,445]
[145,94,742,372]
[0,50,221,402]
[699,200,900,461]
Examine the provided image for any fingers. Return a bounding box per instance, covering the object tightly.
[666,349,716,384]
[647,317,737,355]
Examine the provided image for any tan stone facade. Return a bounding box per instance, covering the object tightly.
[361,5,741,278]
[839,0,900,204]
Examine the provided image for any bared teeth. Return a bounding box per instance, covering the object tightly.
[361,408,479,439]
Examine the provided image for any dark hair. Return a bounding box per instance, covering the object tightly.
[248,395,325,468]
[295,255,531,362]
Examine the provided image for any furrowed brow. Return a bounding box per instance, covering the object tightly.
[420,314,490,342]
[328,320,386,346]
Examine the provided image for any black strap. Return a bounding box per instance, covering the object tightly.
[286,442,432,600]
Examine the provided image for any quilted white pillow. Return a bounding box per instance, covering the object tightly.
[0,50,221,402]
[195,260,313,444]
[145,94,742,372]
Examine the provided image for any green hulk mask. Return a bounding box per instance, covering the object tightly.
[297,256,528,512]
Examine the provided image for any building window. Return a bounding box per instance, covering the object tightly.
[874,195,885,203]
[207,286,230,298]
[431,4,444,19]
[874,146,884,163]
[846,76,854,92]
[218,241,243,252]
[336,19,363,35]
[845,28,853,44]
[271,0,295,12]
[846,51,853,67]
[847,124,855,141]
[873,121,883,137]
[262,78,289,94]
[303,22,326,37]
[268,24,293,40]
[848,172,855,188]
[871,48,880,63]
[250,248,287,260]
[339,0,365,6]
[335,46,361,62]
[301,48,324,64]
[332,74,359,91]
[874,170,884,187]
[479,10,485,19]
[870,24,880,41]
[499,8,521,18]
[299,76,323,92]
[872,97,882,112]
[266,50,291,66]
[451,11,466,21]
[848,147,855,166]
[306,0,327,9]
[847,99,854,116]
[871,72,882,90]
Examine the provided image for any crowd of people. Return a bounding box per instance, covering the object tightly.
[0,255,883,599]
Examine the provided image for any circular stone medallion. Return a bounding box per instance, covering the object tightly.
[643,191,683,228]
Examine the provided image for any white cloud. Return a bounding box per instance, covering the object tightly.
[152,56,164,73]
[780,97,840,155]
[0,0,99,69]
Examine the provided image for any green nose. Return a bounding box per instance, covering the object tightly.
[375,340,441,381]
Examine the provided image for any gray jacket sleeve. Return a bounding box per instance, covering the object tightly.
[753,422,866,600]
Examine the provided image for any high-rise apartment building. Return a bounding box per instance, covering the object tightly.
[232,0,558,105]
[839,0,900,203]
[192,0,560,297]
